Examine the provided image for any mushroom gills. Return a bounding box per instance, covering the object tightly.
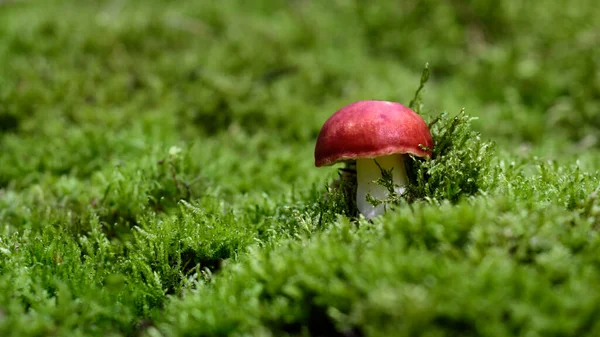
[355,154,408,219]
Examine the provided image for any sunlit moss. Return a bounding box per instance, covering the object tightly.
[0,0,598,336]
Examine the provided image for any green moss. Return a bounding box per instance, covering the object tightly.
[0,0,599,336]
[405,109,495,203]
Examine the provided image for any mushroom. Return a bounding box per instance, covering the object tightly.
[314,100,433,219]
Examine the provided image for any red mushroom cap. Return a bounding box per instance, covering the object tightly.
[314,100,434,167]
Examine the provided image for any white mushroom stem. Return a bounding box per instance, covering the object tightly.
[356,154,408,219]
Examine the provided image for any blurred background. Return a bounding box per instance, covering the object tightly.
[1,0,598,158]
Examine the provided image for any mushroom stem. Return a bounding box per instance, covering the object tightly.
[355,154,408,219]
